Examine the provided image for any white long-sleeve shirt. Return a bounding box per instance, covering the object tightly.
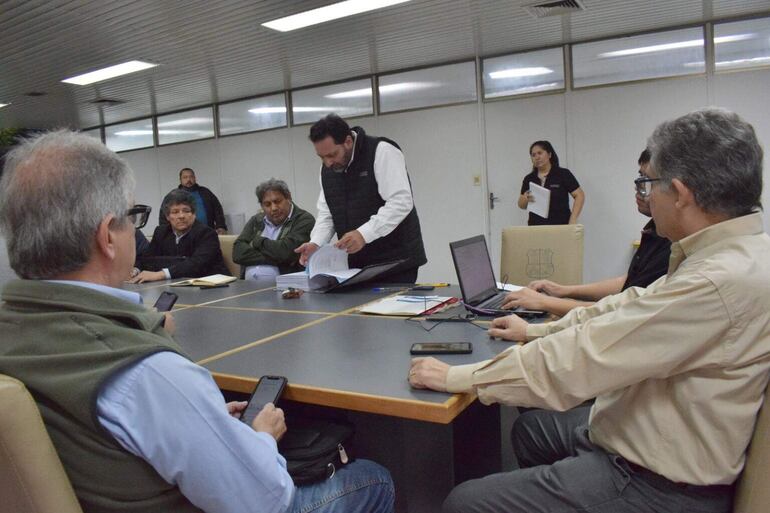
[309,133,414,246]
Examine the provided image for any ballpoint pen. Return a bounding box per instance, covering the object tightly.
[372,286,408,292]
[416,282,449,287]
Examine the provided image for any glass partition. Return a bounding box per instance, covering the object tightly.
[291,78,373,125]
[378,61,477,112]
[157,107,215,145]
[714,17,770,72]
[483,47,564,99]
[572,27,706,88]
[218,93,288,135]
[105,119,154,152]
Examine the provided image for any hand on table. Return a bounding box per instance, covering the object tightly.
[408,357,449,392]
[128,270,166,284]
[488,314,529,342]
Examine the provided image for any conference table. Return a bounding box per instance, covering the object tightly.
[125,278,518,513]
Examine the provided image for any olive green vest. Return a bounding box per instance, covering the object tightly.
[0,280,202,513]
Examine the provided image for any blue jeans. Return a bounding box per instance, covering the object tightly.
[290,459,394,513]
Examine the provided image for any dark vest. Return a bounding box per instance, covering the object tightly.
[0,280,202,513]
[320,127,427,273]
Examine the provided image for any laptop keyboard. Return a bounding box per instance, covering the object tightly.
[481,294,506,309]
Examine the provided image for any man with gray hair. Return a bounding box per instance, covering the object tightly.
[410,108,770,513]
[0,131,395,513]
[233,178,315,279]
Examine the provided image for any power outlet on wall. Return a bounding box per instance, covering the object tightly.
[473,174,481,186]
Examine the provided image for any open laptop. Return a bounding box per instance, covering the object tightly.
[449,235,544,317]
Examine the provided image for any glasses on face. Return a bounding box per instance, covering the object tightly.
[634,176,662,198]
[126,204,151,229]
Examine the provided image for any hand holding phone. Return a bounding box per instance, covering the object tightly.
[153,291,178,312]
[410,342,472,355]
[241,375,288,426]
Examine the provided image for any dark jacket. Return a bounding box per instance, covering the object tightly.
[159,184,227,231]
[141,221,231,278]
[232,203,315,276]
[0,280,200,513]
[320,126,427,274]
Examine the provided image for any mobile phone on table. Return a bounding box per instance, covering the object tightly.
[410,342,473,355]
[240,375,288,425]
[153,291,178,312]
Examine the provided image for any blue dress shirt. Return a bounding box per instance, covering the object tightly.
[54,281,295,513]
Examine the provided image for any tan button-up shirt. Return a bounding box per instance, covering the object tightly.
[446,213,770,485]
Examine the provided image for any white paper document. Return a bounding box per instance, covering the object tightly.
[358,296,453,316]
[497,281,523,292]
[527,182,551,219]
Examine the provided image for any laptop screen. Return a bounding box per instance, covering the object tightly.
[449,235,499,305]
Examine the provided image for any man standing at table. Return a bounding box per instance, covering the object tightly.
[0,131,394,513]
[409,108,770,513]
[295,114,427,284]
[160,167,228,234]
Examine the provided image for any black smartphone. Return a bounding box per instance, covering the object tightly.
[199,283,229,289]
[153,291,178,312]
[240,375,288,425]
[410,342,473,355]
[411,285,435,291]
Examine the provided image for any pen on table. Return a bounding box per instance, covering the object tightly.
[416,282,449,287]
[372,287,407,292]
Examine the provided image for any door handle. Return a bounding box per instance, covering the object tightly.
[489,192,500,210]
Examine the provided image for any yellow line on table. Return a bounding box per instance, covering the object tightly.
[197,302,364,365]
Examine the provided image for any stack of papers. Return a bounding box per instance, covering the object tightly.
[527,182,551,218]
[276,245,401,292]
[171,274,236,287]
[358,296,455,316]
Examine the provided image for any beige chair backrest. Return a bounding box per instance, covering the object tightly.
[218,234,240,277]
[500,224,584,287]
[0,374,83,513]
[733,378,770,513]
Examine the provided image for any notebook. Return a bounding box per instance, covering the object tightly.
[449,235,544,317]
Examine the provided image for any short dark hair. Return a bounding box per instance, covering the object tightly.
[529,140,560,170]
[638,149,651,165]
[255,178,291,203]
[309,114,351,144]
[179,167,195,179]
[162,189,196,217]
[647,107,763,217]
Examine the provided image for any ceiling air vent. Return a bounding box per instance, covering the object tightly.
[89,98,125,106]
[523,0,585,18]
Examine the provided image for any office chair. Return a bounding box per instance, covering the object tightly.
[733,377,770,513]
[218,234,241,277]
[500,224,584,287]
[0,374,83,513]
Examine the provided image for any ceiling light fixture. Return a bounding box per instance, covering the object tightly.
[488,67,553,79]
[0,103,8,108]
[262,0,411,32]
[62,60,158,86]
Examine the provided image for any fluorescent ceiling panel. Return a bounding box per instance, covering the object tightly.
[62,60,158,85]
[262,0,411,32]
[0,103,8,108]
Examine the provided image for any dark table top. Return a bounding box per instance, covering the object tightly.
[126,278,515,423]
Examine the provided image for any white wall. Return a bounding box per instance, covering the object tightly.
[119,67,770,284]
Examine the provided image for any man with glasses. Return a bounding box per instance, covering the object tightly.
[0,131,395,513]
[131,189,230,282]
[410,108,770,513]
[500,149,671,317]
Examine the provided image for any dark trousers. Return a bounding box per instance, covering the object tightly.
[443,407,734,513]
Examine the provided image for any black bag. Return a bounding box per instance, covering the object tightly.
[278,418,354,485]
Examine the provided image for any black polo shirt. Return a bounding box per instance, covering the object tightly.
[520,166,580,225]
[621,219,671,291]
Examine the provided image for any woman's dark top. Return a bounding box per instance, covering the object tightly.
[520,166,580,225]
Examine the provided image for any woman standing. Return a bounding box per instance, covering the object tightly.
[518,140,585,225]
